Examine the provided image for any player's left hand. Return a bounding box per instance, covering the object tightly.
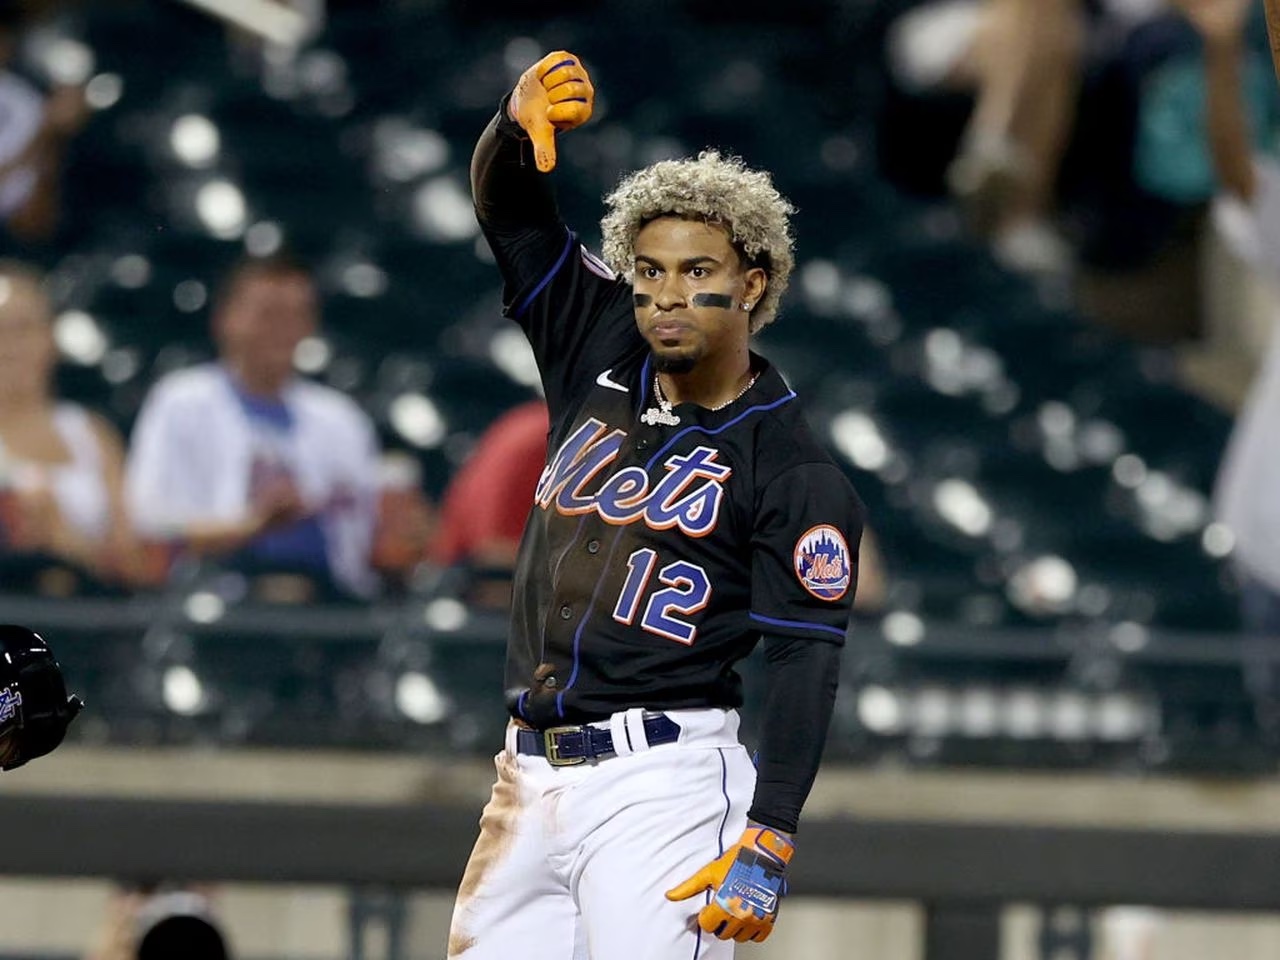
[664,825,794,943]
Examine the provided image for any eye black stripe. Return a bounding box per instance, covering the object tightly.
[691,293,734,309]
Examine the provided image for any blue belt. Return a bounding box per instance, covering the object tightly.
[516,714,680,766]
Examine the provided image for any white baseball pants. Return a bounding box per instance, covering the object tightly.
[446,708,756,960]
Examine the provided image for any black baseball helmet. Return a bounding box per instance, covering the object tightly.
[135,889,231,960]
[0,625,83,770]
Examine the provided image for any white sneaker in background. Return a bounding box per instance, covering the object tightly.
[947,132,1033,237]
[992,219,1074,278]
[886,0,983,93]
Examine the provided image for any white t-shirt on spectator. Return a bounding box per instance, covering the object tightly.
[1,403,111,543]
[1213,157,1280,594]
[125,363,381,597]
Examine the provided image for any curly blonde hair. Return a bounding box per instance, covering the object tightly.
[600,150,796,333]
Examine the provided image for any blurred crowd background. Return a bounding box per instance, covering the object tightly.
[6,0,1280,957]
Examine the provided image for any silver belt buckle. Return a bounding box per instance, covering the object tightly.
[543,725,586,766]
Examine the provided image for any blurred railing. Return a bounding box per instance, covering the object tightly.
[2,588,1274,773]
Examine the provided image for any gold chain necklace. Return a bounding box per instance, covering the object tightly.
[641,370,759,427]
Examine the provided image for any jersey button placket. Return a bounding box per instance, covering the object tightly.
[587,539,600,555]
[559,604,572,619]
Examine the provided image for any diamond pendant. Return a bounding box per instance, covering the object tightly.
[640,405,680,427]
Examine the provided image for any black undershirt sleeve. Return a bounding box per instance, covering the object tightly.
[470,95,559,245]
[746,632,843,835]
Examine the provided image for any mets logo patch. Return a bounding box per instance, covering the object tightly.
[794,524,851,601]
[0,686,22,725]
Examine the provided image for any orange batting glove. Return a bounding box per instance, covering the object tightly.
[665,825,795,943]
[507,50,594,173]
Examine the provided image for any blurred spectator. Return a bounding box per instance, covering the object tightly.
[887,0,1090,274]
[371,449,436,586]
[428,399,548,607]
[0,259,144,589]
[135,889,231,960]
[429,399,549,571]
[882,0,1280,342]
[884,0,1181,279]
[86,886,232,960]
[1172,0,1280,725]
[1183,0,1280,633]
[125,254,382,601]
[0,6,89,246]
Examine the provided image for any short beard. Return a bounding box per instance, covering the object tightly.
[653,352,697,375]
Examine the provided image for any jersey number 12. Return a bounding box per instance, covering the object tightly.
[611,547,711,645]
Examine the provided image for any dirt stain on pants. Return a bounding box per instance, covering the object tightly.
[447,751,521,957]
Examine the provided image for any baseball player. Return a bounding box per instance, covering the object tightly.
[0,624,83,770]
[447,52,865,959]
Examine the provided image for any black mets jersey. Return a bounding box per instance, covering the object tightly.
[474,113,864,730]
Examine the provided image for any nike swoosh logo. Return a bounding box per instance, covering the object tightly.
[595,369,629,393]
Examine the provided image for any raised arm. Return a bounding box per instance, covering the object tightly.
[470,107,558,237]
[468,52,639,416]
[470,52,594,274]
[1171,0,1256,199]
